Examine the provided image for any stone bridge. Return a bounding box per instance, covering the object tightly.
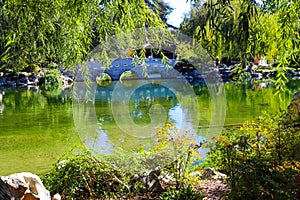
[82,57,178,81]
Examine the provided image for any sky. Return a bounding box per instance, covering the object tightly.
[164,0,191,28]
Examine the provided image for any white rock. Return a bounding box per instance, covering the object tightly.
[52,193,61,200]
[1,172,51,200]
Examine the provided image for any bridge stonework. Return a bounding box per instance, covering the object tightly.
[87,58,177,81]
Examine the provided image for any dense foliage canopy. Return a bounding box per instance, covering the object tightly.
[181,0,300,68]
[0,0,167,73]
[1,0,298,75]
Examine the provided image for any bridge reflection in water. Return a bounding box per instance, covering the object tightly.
[74,79,203,155]
[95,81,177,102]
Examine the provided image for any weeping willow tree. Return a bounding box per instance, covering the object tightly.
[0,0,167,73]
[181,0,300,67]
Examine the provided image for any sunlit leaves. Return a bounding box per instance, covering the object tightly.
[183,0,299,70]
[0,0,165,73]
[207,112,300,199]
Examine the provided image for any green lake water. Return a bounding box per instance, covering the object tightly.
[0,80,299,175]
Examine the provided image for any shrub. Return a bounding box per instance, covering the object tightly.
[42,150,130,200]
[42,122,205,199]
[206,111,300,199]
[159,186,204,200]
[230,64,251,82]
[39,68,61,90]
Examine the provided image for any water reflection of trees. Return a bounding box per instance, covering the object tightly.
[0,87,73,135]
[1,79,300,172]
[0,87,76,175]
[94,84,179,150]
[224,80,300,126]
[93,80,300,150]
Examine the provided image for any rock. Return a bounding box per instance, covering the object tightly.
[27,77,39,86]
[1,172,51,200]
[37,68,48,78]
[52,193,61,200]
[213,171,227,180]
[0,77,7,87]
[295,71,300,77]
[288,69,300,78]
[195,169,229,199]
[0,178,18,200]
[20,72,33,77]
[201,168,227,180]
[16,77,29,86]
[148,167,163,192]
[135,166,164,192]
[61,75,73,88]
[287,91,300,119]
[158,174,175,188]
[6,81,17,87]
[0,69,76,88]
[23,190,41,200]
[201,168,215,179]
[252,72,263,80]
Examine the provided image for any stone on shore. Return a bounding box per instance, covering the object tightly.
[0,178,18,200]
[52,193,61,200]
[1,172,51,200]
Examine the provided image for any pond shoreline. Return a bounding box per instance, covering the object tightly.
[1,64,300,89]
[0,69,73,89]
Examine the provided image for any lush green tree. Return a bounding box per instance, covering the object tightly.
[0,0,165,73]
[181,0,300,68]
[182,0,262,61]
[145,0,173,23]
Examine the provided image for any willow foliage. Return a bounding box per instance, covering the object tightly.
[0,0,165,72]
[182,0,300,66]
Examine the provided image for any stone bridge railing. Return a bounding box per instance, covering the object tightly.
[79,57,177,81]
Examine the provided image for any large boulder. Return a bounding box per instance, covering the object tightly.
[0,178,18,200]
[287,91,300,119]
[1,172,51,200]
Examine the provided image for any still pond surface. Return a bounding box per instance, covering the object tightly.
[0,80,299,175]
